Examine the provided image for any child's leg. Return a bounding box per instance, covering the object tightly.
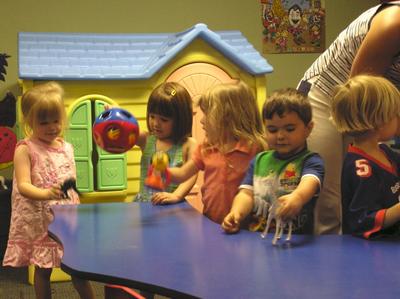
[34,266,52,299]
[71,276,95,299]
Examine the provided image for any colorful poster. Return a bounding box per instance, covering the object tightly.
[261,0,325,54]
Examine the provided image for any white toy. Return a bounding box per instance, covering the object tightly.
[256,176,293,245]
[261,200,293,245]
[0,176,8,190]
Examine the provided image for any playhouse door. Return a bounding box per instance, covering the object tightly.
[66,100,94,192]
[66,97,127,193]
[167,63,236,212]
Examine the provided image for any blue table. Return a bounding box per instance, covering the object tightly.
[49,202,400,299]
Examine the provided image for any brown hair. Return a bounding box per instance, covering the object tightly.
[147,82,193,144]
[262,88,312,125]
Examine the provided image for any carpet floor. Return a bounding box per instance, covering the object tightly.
[0,264,170,299]
[0,265,105,299]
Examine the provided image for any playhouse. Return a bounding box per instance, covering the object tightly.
[18,23,273,208]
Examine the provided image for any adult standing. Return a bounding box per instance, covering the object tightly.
[299,1,400,234]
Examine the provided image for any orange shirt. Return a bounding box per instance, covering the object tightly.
[192,140,261,224]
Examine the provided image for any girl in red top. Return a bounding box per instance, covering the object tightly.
[168,81,267,223]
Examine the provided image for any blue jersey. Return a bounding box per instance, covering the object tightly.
[342,144,400,238]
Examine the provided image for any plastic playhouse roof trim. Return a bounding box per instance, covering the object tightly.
[18,23,273,80]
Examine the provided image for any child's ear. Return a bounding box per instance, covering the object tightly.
[306,120,314,137]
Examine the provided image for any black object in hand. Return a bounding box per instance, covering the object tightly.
[61,178,80,199]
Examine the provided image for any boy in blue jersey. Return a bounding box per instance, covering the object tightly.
[331,75,400,239]
[222,88,324,234]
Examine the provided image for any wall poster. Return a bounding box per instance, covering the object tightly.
[261,0,325,54]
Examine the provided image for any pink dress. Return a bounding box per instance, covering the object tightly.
[2,138,79,268]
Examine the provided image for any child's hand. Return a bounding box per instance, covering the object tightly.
[276,193,303,221]
[221,212,241,234]
[151,192,180,205]
[45,185,63,200]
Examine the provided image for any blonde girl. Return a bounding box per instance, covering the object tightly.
[168,81,267,224]
[135,81,197,204]
[331,75,400,239]
[2,82,94,299]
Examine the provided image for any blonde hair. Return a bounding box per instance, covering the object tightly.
[21,81,67,136]
[263,88,312,125]
[147,82,192,144]
[331,75,400,136]
[198,81,266,152]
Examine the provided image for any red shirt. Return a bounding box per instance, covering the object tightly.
[192,140,260,224]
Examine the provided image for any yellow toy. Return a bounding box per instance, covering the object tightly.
[144,151,170,190]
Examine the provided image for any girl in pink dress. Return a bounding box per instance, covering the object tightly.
[2,82,94,299]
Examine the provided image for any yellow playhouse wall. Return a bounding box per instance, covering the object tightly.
[19,40,267,202]
[161,39,267,109]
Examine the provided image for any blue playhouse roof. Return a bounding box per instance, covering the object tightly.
[18,23,273,80]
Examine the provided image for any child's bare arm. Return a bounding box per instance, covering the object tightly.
[153,172,197,205]
[168,159,199,183]
[135,131,149,152]
[169,137,198,199]
[277,176,319,220]
[222,189,254,233]
[152,138,198,204]
[151,170,197,204]
[14,145,62,201]
[383,203,400,228]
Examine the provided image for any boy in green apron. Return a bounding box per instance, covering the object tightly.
[222,88,324,235]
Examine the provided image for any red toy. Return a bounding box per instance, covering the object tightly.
[0,126,17,170]
[145,151,170,190]
[93,108,139,154]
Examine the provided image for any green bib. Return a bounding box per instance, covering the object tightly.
[253,149,312,204]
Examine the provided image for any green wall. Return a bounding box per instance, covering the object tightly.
[0,0,379,178]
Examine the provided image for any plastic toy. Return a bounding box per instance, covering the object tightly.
[0,53,11,82]
[0,176,8,190]
[259,177,293,245]
[0,91,16,128]
[261,201,293,245]
[93,108,139,153]
[0,126,17,170]
[61,178,80,199]
[144,151,170,191]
